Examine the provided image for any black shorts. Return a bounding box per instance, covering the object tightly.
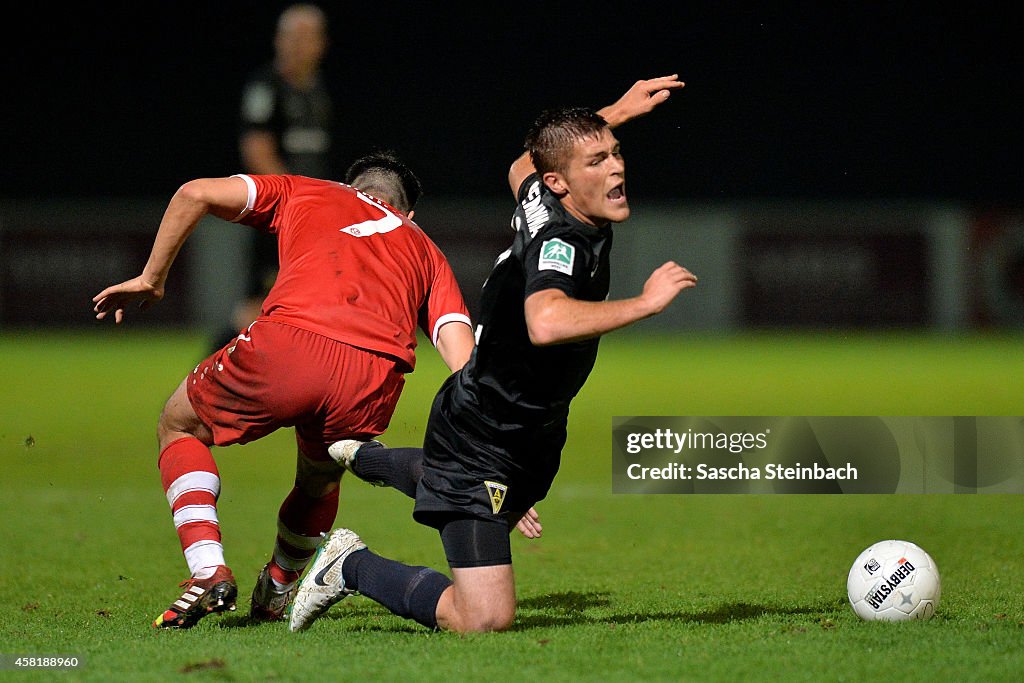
[413,373,567,529]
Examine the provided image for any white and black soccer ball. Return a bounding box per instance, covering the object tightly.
[847,539,941,621]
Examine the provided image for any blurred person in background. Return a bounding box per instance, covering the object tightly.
[212,3,336,352]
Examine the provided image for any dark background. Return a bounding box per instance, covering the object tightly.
[3,4,1020,205]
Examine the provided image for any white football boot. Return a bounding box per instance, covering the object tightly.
[288,528,367,632]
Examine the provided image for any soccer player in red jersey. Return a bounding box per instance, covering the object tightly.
[93,151,475,628]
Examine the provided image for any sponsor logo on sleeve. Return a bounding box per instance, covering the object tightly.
[539,239,575,274]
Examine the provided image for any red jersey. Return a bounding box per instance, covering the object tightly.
[232,174,470,371]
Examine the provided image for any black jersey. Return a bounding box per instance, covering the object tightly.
[239,64,335,297]
[414,174,613,523]
[452,173,613,428]
[239,64,334,179]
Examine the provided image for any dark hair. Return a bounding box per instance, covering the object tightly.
[524,106,609,176]
[343,150,423,213]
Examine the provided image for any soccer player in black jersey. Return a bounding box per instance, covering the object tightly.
[289,75,698,633]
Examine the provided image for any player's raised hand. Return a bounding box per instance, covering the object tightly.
[640,261,697,315]
[92,274,164,324]
[601,74,685,127]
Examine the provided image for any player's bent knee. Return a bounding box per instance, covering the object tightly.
[156,406,178,446]
[484,606,516,632]
[156,379,213,448]
[440,566,517,633]
[452,593,516,633]
[479,601,516,632]
[444,555,516,632]
[453,605,515,633]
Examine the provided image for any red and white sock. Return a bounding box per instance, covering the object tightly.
[269,486,340,586]
[159,437,225,580]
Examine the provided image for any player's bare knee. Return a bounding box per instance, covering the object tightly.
[157,380,212,448]
[156,402,178,445]
[454,603,515,633]
[470,611,515,633]
[157,401,190,444]
[484,605,516,632]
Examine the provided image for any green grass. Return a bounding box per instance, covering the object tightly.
[1,328,1022,681]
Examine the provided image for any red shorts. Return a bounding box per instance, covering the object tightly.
[186,320,406,453]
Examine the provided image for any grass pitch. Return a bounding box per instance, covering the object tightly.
[1,328,1022,681]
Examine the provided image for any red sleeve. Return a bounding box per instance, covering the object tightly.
[419,244,472,346]
[230,174,290,234]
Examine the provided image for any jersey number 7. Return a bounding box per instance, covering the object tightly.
[340,191,403,237]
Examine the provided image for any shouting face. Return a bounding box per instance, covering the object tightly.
[543,127,628,227]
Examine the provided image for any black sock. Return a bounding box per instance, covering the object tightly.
[343,548,451,629]
[352,445,423,498]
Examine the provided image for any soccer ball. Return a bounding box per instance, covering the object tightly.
[846,539,941,621]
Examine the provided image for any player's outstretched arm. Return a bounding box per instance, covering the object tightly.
[508,74,685,196]
[597,74,685,129]
[93,177,249,323]
[525,261,697,346]
[508,153,536,200]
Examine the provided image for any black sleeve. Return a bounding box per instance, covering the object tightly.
[516,172,539,203]
[239,68,279,134]
[523,230,592,299]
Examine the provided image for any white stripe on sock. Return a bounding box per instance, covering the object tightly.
[183,540,225,578]
[276,519,324,550]
[173,505,219,529]
[272,546,312,572]
[166,471,220,507]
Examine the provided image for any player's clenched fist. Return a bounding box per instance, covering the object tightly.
[641,261,698,315]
